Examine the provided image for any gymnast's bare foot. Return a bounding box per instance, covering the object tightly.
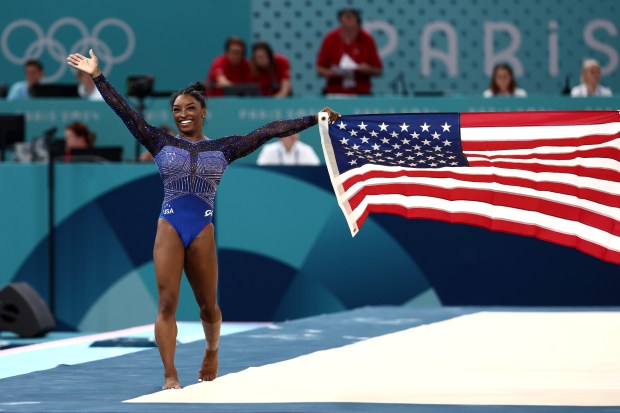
[162,372,182,390]
[198,349,218,382]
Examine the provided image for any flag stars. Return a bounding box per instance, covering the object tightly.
[422,139,431,145]
[400,122,410,132]
[401,138,410,145]
[340,137,349,145]
[358,122,367,130]
[372,143,381,150]
[420,122,430,132]
[369,130,379,137]
[410,131,420,139]
[381,137,390,144]
[349,159,357,165]
[392,143,401,149]
[360,136,369,143]
[429,162,438,167]
[379,122,389,131]
[337,121,347,130]
[441,122,451,132]
[431,131,441,139]
[352,144,360,150]
[443,139,452,146]
[345,151,354,156]
[389,131,399,138]
[349,129,358,136]
[434,145,442,151]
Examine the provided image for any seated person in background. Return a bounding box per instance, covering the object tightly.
[206,36,252,96]
[64,122,95,154]
[251,41,291,97]
[256,133,320,166]
[7,59,45,101]
[316,8,383,95]
[483,63,527,97]
[571,59,612,97]
[76,70,103,101]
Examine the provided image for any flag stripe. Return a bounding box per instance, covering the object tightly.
[351,195,620,253]
[465,146,620,162]
[339,166,620,199]
[466,160,620,182]
[344,182,620,237]
[462,134,619,152]
[356,204,620,264]
[460,111,620,128]
[463,138,620,158]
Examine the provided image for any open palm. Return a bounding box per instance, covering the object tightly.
[66,49,100,76]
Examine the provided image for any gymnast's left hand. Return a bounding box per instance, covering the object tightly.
[318,107,341,123]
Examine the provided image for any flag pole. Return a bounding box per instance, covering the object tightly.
[318,112,359,237]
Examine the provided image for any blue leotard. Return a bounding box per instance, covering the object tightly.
[93,74,317,248]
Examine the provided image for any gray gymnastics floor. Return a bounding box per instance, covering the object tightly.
[0,307,619,413]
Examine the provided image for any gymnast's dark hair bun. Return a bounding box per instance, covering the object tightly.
[169,82,207,108]
[187,82,206,94]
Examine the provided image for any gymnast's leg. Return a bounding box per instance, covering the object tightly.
[153,218,185,389]
[184,223,221,382]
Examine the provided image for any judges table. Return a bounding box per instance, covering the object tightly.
[1,95,619,163]
[1,96,619,332]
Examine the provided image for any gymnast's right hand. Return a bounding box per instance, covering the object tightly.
[66,49,102,78]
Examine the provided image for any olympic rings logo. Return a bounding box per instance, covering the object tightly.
[1,17,135,82]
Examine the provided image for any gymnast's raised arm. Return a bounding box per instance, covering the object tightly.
[66,49,166,155]
[216,107,340,164]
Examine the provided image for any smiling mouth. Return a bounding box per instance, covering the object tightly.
[180,120,192,125]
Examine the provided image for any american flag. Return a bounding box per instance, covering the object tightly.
[318,111,620,265]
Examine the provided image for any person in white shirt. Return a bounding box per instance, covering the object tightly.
[483,63,527,97]
[571,59,612,97]
[77,70,104,101]
[256,133,321,165]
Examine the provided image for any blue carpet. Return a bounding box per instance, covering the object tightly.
[0,306,618,413]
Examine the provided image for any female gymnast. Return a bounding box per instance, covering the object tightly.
[67,50,340,390]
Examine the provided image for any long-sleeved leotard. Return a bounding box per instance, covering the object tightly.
[93,74,317,248]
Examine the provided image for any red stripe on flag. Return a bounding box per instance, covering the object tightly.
[464,146,620,162]
[340,169,620,210]
[461,134,619,152]
[466,160,620,182]
[356,204,620,265]
[461,111,620,128]
[345,182,620,237]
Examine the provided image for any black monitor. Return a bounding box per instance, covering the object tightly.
[31,84,79,98]
[221,83,261,97]
[68,147,123,162]
[127,75,154,98]
[0,114,25,161]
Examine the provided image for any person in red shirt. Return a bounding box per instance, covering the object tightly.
[316,8,383,95]
[251,41,292,97]
[206,36,252,97]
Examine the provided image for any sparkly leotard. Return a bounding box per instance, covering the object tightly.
[93,74,317,248]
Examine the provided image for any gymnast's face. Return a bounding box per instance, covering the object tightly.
[172,94,206,136]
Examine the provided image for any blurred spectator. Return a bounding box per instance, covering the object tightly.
[65,122,95,151]
[76,70,103,101]
[571,59,612,97]
[7,59,44,101]
[206,36,252,96]
[256,133,320,166]
[251,41,292,97]
[483,63,527,97]
[140,125,175,162]
[316,8,382,95]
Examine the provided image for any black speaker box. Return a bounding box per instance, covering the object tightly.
[0,283,55,338]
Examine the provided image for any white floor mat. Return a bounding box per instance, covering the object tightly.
[126,312,620,406]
